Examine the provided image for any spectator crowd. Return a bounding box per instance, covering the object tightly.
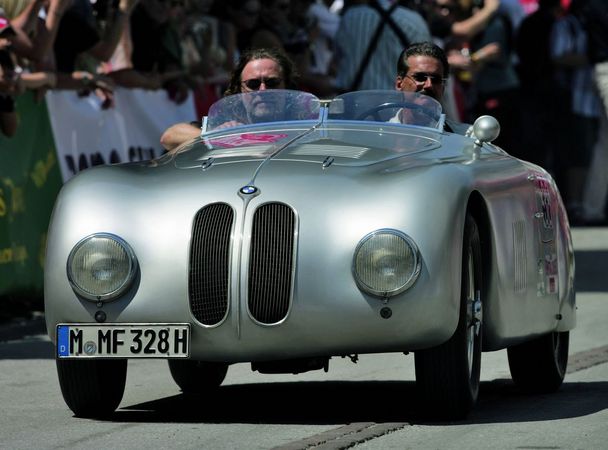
[0,0,607,225]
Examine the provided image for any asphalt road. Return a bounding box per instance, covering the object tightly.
[1,227,607,449]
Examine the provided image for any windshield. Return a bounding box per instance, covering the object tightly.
[330,90,442,128]
[206,90,321,131]
[204,89,443,132]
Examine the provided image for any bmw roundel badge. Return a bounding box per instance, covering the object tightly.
[240,185,257,195]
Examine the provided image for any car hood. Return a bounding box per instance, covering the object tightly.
[172,124,443,169]
[59,122,474,215]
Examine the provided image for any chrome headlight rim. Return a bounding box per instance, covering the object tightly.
[352,228,421,298]
[66,233,138,302]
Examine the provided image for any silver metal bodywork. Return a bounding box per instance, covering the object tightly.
[45,90,575,363]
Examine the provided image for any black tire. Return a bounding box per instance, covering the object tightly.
[56,359,127,418]
[415,213,483,420]
[168,360,228,394]
[507,331,569,393]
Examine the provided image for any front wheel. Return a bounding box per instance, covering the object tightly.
[56,359,127,418]
[507,331,569,393]
[168,360,228,394]
[414,213,483,420]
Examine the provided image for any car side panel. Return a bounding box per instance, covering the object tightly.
[473,154,575,350]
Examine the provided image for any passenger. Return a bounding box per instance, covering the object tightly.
[160,47,297,152]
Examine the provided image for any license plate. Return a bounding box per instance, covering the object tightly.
[56,323,190,358]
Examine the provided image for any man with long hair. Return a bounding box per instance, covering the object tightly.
[160,47,297,151]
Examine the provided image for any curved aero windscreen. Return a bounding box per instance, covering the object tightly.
[328,90,443,129]
[206,89,321,132]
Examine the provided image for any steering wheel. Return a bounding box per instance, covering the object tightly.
[355,101,437,123]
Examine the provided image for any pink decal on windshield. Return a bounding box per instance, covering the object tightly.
[208,133,289,148]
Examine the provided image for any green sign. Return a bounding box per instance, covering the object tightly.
[0,92,63,303]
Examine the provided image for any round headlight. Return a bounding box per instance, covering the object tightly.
[67,233,138,301]
[353,229,420,297]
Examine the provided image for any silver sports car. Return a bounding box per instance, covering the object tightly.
[44,90,575,419]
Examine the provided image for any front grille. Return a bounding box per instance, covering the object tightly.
[248,203,296,324]
[189,203,234,325]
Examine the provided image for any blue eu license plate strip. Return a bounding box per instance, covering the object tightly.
[57,325,70,357]
[56,323,190,358]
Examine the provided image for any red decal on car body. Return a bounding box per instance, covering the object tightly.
[208,133,289,148]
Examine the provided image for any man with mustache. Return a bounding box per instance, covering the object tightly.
[395,41,449,102]
[160,47,296,151]
[392,41,467,133]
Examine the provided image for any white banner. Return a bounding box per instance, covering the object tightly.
[46,88,197,182]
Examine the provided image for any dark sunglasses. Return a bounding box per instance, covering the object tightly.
[241,77,283,91]
[405,72,446,86]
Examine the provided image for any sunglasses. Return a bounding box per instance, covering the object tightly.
[241,77,283,91]
[405,72,446,86]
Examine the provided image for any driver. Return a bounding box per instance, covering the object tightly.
[392,42,465,133]
[395,42,448,103]
[160,48,297,152]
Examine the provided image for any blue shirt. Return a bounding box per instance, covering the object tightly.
[334,0,430,91]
